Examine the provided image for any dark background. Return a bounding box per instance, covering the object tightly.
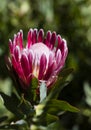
[0,0,91,129]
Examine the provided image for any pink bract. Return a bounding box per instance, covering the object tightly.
[9,28,68,89]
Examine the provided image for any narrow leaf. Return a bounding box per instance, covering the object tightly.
[0,92,24,119]
[46,114,59,125]
[18,94,35,117]
[46,99,80,115]
[47,120,63,130]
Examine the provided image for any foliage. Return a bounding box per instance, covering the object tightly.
[0,68,79,129]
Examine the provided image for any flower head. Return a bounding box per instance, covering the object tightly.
[9,28,68,89]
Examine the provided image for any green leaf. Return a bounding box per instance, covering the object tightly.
[18,94,35,117]
[0,92,24,119]
[47,120,64,130]
[40,82,47,103]
[46,114,58,125]
[30,77,39,89]
[27,77,38,103]
[46,99,80,115]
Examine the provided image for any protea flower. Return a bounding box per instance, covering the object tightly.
[8,28,68,90]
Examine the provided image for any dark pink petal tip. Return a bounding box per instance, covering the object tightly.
[50,32,57,48]
[27,29,33,48]
[46,31,51,41]
[44,31,51,47]
[38,29,44,42]
[32,28,38,44]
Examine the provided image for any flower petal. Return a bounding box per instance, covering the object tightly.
[19,30,23,49]
[56,35,62,51]
[38,29,44,42]
[9,39,13,54]
[55,49,63,72]
[27,28,33,48]
[38,54,47,80]
[44,53,56,80]
[21,53,30,78]
[32,28,38,44]
[56,49,62,65]
[50,32,56,49]
[44,61,56,80]
[12,55,18,70]
[62,39,68,58]
[44,31,51,47]
[28,51,33,73]
[14,46,20,62]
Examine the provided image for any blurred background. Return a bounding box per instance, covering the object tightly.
[0,0,91,129]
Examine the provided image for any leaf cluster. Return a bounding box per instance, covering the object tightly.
[0,68,80,129]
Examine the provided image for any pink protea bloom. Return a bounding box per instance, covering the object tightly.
[9,28,68,89]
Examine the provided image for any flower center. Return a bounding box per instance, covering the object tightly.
[30,43,50,78]
[30,42,50,60]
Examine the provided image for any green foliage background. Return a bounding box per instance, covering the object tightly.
[0,0,91,129]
